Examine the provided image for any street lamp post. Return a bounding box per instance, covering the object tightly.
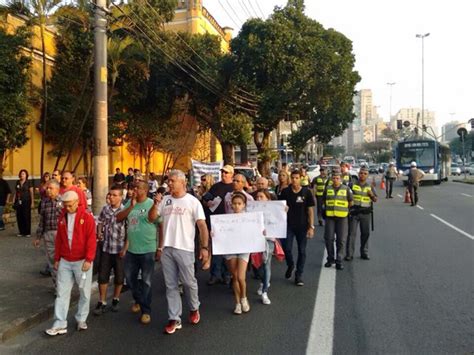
[386,82,396,122]
[416,33,430,139]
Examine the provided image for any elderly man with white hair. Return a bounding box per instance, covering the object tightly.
[45,190,97,336]
[150,169,210,335]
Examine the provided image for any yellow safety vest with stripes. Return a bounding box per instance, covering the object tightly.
[352,183,372,208]
[314,176,328,197]
[325,185,350,218]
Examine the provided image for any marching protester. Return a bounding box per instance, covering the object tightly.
[323,169,353,270]
[13,169,34,237]
[113,168,126,184]
[116,181,158,325]
[206,165,234,286]
[279,170,315,286]
[407,162,425,206]
[150,170,210,334]
[45,191,96,336]
[148,173,159,198]
[76,177,92,211]
[254,189,276,305]
[60,171,87,209]
[311,167,328,226]
[37,172,51,214]
[274,170,290,199]
[94,185,126,315]
[224,173,254,214]
[224,192,254,314]
[33,180,63,288]
[346,166,377,261]
[252,177,276,200]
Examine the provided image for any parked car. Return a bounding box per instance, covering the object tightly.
[368,164,379,174]
[450,163,461,176]
[306,164,321,182]
[234,166,260,183]
[465,163,474,175]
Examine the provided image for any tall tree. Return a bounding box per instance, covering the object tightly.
[0,26,31,175]
[231,0,360,175]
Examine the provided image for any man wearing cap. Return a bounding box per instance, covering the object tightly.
[407,162,425,206]
[311,167,328,226]
[322,169,353,270]
[384,163,399,198]
[45,190,97,336]
[346,167,377,261]
[206,165,234,285]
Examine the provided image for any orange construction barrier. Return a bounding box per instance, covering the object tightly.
[380,178,385,190]
[404,188,411,203]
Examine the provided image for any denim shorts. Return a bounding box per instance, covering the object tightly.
[224,253,250,262]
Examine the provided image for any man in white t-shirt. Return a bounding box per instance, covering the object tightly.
[149,170,210,335]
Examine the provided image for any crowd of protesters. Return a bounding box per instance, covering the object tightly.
[0,161,379,337]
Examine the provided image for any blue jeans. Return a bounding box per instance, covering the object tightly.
[0,205,5,229]
[282,227,308,278]
[259,240,275,292]
[210,255,229,280]
[124,252,155,315]
[53,259,93,328]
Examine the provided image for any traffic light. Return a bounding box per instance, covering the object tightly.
[397,120,403,129]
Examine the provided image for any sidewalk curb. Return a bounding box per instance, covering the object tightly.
[0,282,98,343]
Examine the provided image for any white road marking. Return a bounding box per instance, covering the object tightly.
[416,205,424,210]
[306,250,335,355]
[397,194,403,198]
[430,214,474,240]
[461,193,472,198]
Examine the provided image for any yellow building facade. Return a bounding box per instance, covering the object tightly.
[2,1,230,180]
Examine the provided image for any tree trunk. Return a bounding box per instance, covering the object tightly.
[254,130,271,177]
[40,23,47,176]
[0,151,5,177]
[221,142,234,165]
[240,144,248,165]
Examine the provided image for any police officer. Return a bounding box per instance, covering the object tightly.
[322,169,353,270]
[311,167,328,226]
[340,162,352,186]
[346,166,377,261]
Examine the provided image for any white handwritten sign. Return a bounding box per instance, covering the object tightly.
[246,200,287,239]
[210,212,266,255]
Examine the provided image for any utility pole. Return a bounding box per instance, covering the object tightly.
[93,1,108,215]
[416,33,430,139]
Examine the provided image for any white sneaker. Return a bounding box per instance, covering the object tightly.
[261,292,271,305]
[241,297,250,313]
[77,321,88,331]
[45,327,67,336]
[233,303,242,315]
[257,283,263,296]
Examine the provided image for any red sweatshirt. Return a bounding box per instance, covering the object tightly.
[54,206,97,263]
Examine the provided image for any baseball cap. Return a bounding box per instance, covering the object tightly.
[221,165,234,174]
[410,162,417,167]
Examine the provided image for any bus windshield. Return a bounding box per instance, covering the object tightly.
[398,141,435,168]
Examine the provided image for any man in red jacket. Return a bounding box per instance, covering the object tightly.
[45,190,97,336]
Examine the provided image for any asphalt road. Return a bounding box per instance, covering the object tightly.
[3,180,473,354]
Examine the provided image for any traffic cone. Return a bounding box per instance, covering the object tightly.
[404,188,411,203]
[380,178,385,190]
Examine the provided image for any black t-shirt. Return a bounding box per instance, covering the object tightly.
[0,179,11,206]
[280,186,315,230]
[208,181,234,215]
[113,173,126,182]
[15,180,32,203]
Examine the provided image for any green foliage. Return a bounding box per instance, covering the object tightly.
[231,1,360,170]
[45,4,94,158]
[449,132,473,157]
[0,26,31,171]
[323,144,345,158]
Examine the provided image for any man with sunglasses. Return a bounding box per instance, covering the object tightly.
[345,166,377,261]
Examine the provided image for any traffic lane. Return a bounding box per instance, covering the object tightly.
[333,196,474,354]
[402,181,474,235]
[13,235,327,354]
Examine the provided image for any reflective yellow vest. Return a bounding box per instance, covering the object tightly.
[325,185,350,218]
[352,183,372,208]
[300,175,310,186]
[314,176,328,196]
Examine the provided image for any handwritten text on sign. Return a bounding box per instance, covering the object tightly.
[210,212,266,255]
[246,200,287,239]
